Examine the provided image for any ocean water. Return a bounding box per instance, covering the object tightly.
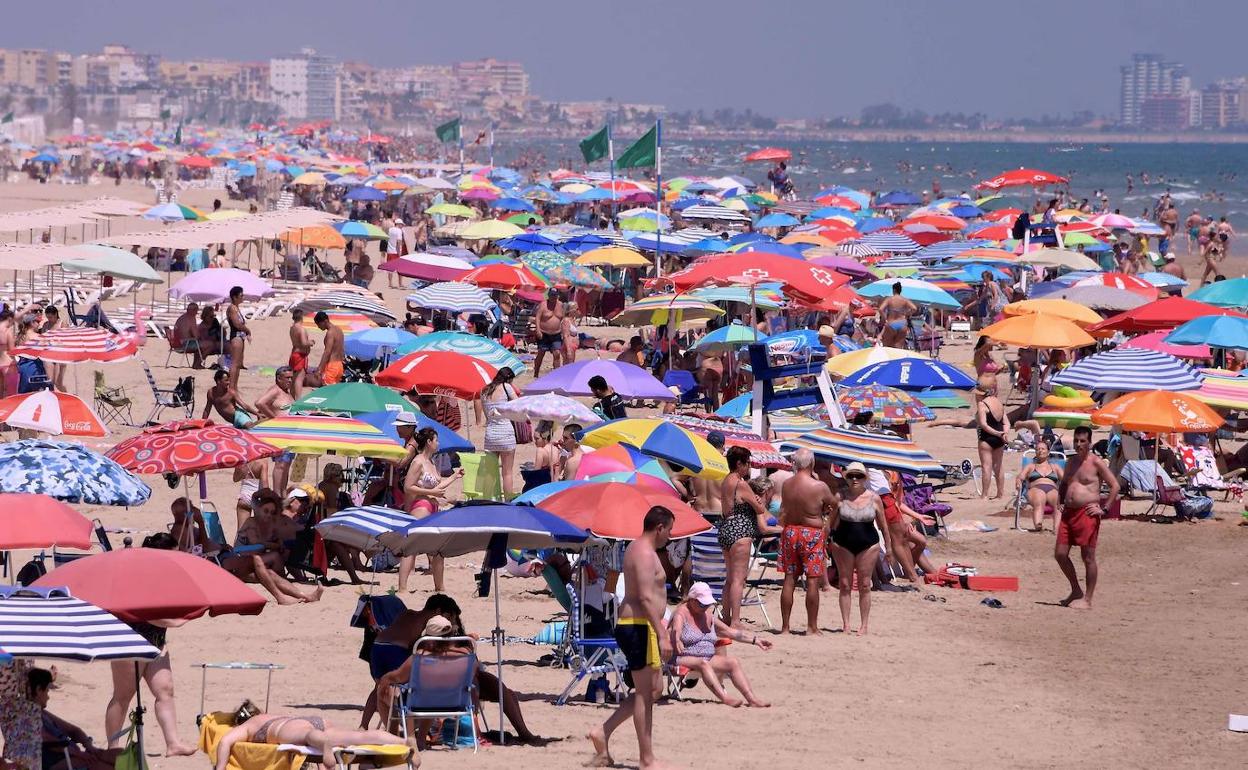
[505,139,1248,229]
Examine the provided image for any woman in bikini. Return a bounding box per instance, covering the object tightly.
[972,335,1003,377]
[214,707,409,770]
[976,375,1010,500]
[1018,440,1063,532]
[225,286,249,389]
[397,428,462,594]
[829,462,891,635]
[717,447,781,628]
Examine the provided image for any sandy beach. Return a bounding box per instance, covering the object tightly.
[2,179,1246,770]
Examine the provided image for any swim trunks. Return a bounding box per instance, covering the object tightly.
[614,617,660,672]
[1058,503,1102,548]
[322,360,344,385]
[778,524,827,578]
[288,350,308,372]
[537,332,563,352]
[881,492,903,525]
[232,408,254,429]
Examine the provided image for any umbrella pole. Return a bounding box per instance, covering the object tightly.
[492,567,505,746]
[133,661,147,770]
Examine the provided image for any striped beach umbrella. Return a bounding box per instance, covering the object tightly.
[835,241,884,258]
[12,327,137,364]
[315,505,421,553]
[871,255,923,276]
[862,232,921,254]
[298,290,397,323]
[407,281,498,314]
[1191,371,1248,411]
[613,294,725,326]
[249,414,407,459]
[681,205,752,223]
[779,426,946,477]
[332,221,388,239]
[1051,348,1203,392]
[0,587,161,662]
[693,323,762,352]
[301,310,376,332]
[395,331,525,375]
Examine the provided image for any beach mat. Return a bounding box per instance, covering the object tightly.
[924,564,1019,592]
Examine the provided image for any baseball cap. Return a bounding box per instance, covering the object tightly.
[393,411,419,426]
[1164,252,1176,262]
[393,218,403,225]
[423,616,453,637]
[818,325,836,338]
[705,430,726,450]
[286,487,309,499]
[687,582,715,607]
[843,461,868,478]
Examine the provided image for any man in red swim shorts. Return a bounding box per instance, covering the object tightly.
[1055,426,1119,610]
[777,449,837,635]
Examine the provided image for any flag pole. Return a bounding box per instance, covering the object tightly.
[488,122,495,169]
[458,116,465,177]
[607,121,617,222]
[654,118,663,279]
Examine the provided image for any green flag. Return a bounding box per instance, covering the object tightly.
[1,112,13,124]
[435,117,461,143]
[616,123,657,169]
[173,123,182,145]
[579,125,609,164]
[159,108,171,121]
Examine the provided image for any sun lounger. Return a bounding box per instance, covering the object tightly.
[198,712,414,770]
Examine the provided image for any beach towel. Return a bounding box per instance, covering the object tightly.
[199,712,306,770]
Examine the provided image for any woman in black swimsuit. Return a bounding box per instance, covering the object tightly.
[717,447,780,628]
[828,462,891,635]
[225,285,249,390]
[975,374,1010,500]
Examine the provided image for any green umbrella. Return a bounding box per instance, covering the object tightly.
[289,383,411,416]
[62,245,162,284]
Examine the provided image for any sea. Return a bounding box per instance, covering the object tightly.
[499,139,1248,229]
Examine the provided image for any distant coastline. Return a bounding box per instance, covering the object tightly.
[494,127,1248,145]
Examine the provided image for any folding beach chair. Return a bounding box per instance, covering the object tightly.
[555,580,624,706]
[141,360,195,424]
[93,370,134,426]
[459,452,502,501]
[690,528,772,630]
[394,637,483,752]
[1012,450,1066,530]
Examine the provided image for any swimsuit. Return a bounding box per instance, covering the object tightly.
[1058,503,1101,548]
[233,407,255,429]
[321,360,344,385]
[887,319,908,332]
[832,495,880,556]
[778,524,827,578]
[678,617,718,659]
[369,641,411,680]
[288,350,308,372]
[978,406,1005,449]
[238,477,260,504]
[1026,467,1060,492]
[253,716,326,744]
[717,484,758,548]
[615,617,660,672]
[537,331,563,351]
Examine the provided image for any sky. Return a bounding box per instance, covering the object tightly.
[3,0,1247,119]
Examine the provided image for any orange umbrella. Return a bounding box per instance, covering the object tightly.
[906,213,967,231]
[282,226,346,250]
[980,312,1095,349]
[780,232,835,247]
[1002,298,1102,327]
[371,179,408,192]
[744,147,791,163]
[1092,390,1223,434]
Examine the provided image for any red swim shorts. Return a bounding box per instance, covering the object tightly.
[881,492,903,525]
[1058,504,1101,548]
[288,350,308,372]
[778,524,827,578]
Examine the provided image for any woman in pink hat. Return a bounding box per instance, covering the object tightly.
[667,582,773,707]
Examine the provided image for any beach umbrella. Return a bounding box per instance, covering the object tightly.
[688,286,784,308]
[861,232,921,253]
[407,281,497,315]
[875,190,921,207]
[670,253,849,302]
[498,233,561,252]
[396,331,525,376]
[1092,390,1223,434]
[315,505,422,554]
[1089,213,1136,230]
[249,414,407,460]
[575,246,650,268]
[298,289,397,323]
[541,483,711,539]
[1051,348,1204,392]
[513,480,592,505]
[1016,248,1100,272]
[425,202,478,218]
[355,410,473,454]
[1191,371,1248,411]
[0,586,160,662]
[169,268,274,303]
[1002,298,1103,326]
[344,327,418,361]
[282,225,346,249]
[1189,278,1248,309]
[61,246,162,284]
[1165,315,1248,350]
[491,393,599,425]
[572,443,679,493]
[375,351,497,399]
[825,345,917,378]
[837,357,976,390]
[1137,271,1188,292]
[576,418,730,478]
[1118,331,1211,361]
[290,172,328,187]
[378,252,473,282]
[332,221,388,240]
[490,197,535,213]
[754,213,800,229]
[871,255,923,276]
[344,186,386,201]
[527,360,676,401]
[980,313,1094,349]
[1072,272,1159,300]
[837,385,935,424]
[1050,286,1149,313]
[0,391,107,436]
[0,494,93,550]
[947,248,1019,266]
[0,440,150,505]
[12,327,138,364]
[974,169,1068,190]
[914,389,970,409]
[693,323,762,352]
[106,419,281,476]
[778,426,946,477]
[460,263,547,291]
[744,147,791,162]
[613,294,725,326]
[662,414,790,469]
[142,202,203,222]
[289,383,411,416]
[856,278,960,309]
[460,220,524,240]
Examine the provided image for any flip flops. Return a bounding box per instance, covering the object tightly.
[980,597,1005,609]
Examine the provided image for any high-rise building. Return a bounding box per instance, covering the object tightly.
[453,58,528,98]
[1120,53,1189,127]
[269,48,338,120]
[1200,81,1244,129]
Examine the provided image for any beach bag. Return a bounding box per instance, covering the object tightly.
[112,722,142,770]
[1176,493,1213,519]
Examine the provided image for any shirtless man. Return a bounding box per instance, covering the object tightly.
[778,449,837,635]
[558,423,583,481]
[616,335,645,367]
[1055,425,1118,610]
[172,302,204,369]
[1161,254,1186,280]
[254,367,295,419]
[877,282,917,349]
[203,369,261,428]
[588,506,674,770]
[533,289,564,377]
[1185,209,1203,255]
[314,311,345,385]
[359,593,462,729]
[288,308,315,398]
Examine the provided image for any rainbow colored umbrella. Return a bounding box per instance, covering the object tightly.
[249,414,406,459]
[778,426,945,476]
[837,385,936,425]
[1191,370,1248,411]
[1033,407,1094,429]
[577,418,728,479]
[332,221,388,240]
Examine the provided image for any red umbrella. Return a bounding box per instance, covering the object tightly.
[744,147,791,163]
[670,252,849,303]
[32,549,266,622]
[975,168,1069,190]
[375,351,497,399]
[906,213,967,231]
[106,419,281,475]
[814,194,861,211]
[0,494,92,550]
[1089,296,1248,334]
[0,390,107,437]
[540,482,711,539]
[1072,272,1159,300]
[971,224,1012,241]
[178,155,212,169]
[12,327,137,364]
[460,263,547,291]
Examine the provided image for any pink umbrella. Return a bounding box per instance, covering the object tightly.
[1090,213,1137,230]
[12,328,137,364]
[168,268,274,302]
[378,252,473,281]
[1119,331,1212,360]
[460,187,498,201]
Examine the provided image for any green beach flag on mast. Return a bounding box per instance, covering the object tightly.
[1,112,12,124]
[616,123,657,169]
[173,123,182,145]
[435,117,461,143]
[579,125,609,164]
[159,108,171,121]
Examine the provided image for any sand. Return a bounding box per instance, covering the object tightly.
[2,179,1246,769]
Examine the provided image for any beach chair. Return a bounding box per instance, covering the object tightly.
[141,360,195,425]
[1011,450,1067,530]
[459,452,502,501]
[901,473,952,536]
[1177,441,1245,501]
[395,637,482,752]
[93,370,134,426]
[163,326,196,367]
[555,580,624,706]
[662,369,702,407]
[690,528,773,630]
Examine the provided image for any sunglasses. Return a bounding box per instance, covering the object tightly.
[845,473,866,481]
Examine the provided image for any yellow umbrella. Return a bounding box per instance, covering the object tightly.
[291,171,327,187]
[578,418,729,480]
[825,345,917,377]
[282,226,346,250]
[575,247,651,268]
[205,210,246,221]
[1002,298,1102,327]
[559,183,592,194]
[980,312,1095,349]
[426,203,477,218]
[459,219,524,240]
[612,294,724,326]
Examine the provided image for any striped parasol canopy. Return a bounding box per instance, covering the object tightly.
[1191,370,1248,411]
[835,241,884,258]
[0,587,161,662]
[13,327,137,364]
[837,385,936,425]
[871,255,923,275]
[249,414,406,459]
[664,414,790,469]
[680,204,752,223]
[407,281,498,314]
[314,505,421,554]
[1051,348,1204,392]
[779,426,946,477]
[298,289,397,323]
[301,310,377,332]
[862,232,921,254]
[613,294,725,326]
[395,331,525,375]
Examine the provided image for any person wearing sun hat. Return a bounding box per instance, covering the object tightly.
[829,461,891,635]
[666,582,773,707]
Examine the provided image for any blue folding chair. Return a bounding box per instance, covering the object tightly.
[396,638,482,752]
[555,580,624,706]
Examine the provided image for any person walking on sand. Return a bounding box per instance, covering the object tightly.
[877,282,917,349]
[829,462,891,635]
[588,506,675,770]
[1055,425,1118,610]
[777,449,836,635]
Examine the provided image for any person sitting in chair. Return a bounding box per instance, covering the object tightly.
[668,582,772,707]
[29,668,121,770]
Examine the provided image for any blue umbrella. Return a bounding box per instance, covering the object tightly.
[355,410,474,453]
[490,197,536,213]
[512,479,588,505]
[573,188,615,203]
[558,234,613,253]
[857,217,895,234]
[733,242,806,260]
[0,440,150,505]
[1165,315,1248,351]
[0,586,161,662]
[726,232,772,247]
[344,186,386,201]
[754,212,800,228]
[684,237,732,256]
[497,233,561,252]
[344,327,418,361]
[315,505,421,553]
[1189,278,1248,309]
[716,393,752,418]
[30,152,59,164]
[837,357,977,390]
[628,234,687,254]
[876,190,921,206]
[1051,348,1204,391]
[950,204,984,218]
